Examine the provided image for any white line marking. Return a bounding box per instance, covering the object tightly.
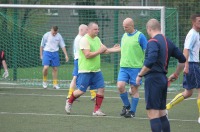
[0,93,122,99]
[0,111,197,122]
[1,86,196,95]
[0,86,119,92]
[0,82,19,85]
[0,92,197,100]
[0,111,122,119]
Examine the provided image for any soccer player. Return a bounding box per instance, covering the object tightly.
[136,19,186,132]
[0,50,9,78]
[67,24,96,100]
[166,13,200,124]
[117,18,148,118]
[40,26,69,89]
[65,22,120,116]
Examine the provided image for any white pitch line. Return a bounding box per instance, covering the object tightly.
[0,111,197,123]
[0,86,119,92]
[0,92,197,100]
[2,86,198,95]
[0,111,122,119]
[0,82,19,85]
[0,93,122,99]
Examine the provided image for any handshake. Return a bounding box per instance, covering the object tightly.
[2,70,9,78]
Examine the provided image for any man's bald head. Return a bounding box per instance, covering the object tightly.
[123,18,134,33]
[123,18,134,26]
[79,24,88,36]
[146,19,161,31]
[146,19,161,38]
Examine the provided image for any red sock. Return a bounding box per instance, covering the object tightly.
[68,92,77,104]
[94,94,104,112]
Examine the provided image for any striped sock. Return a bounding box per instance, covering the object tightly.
[166,93,184,110]
[67,88,75,98]
[197,99,200,116]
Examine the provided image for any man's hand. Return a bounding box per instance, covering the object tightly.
[168,73,178,82]
[65,55,69,62]
[113,44,120,48]
[183,66,189,74]
[136,75,142,86]
[2,70,9,78]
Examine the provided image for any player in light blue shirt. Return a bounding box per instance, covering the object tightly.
[40,26,69,89]
[166,13,200,124]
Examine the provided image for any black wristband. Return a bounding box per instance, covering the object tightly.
[138,74,143,77]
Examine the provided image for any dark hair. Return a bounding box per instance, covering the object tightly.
[52,26,58,31]
[190,13,200,21]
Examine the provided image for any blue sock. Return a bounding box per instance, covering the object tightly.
[160,115,170,132]
[150,118,162,132]
[120,92,130,107]
[130,97,139,113]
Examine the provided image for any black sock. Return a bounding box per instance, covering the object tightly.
[160,115,170,132]
[150,118,162,132]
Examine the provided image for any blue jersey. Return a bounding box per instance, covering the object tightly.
[120,30,147,50]
[144,34,186,75]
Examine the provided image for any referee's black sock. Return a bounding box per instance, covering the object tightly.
[150,118,162,132]
[160,115,170,132]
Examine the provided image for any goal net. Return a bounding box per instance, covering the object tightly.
[0,5,179,90]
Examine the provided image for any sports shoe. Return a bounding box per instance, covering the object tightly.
[124,111,135,118]
[198,117,200,124]
[166,103,172,110]
[53,85,60,89]
[120,105,130,116]
[65,102,72,114]
[43,82,48,89]
[92,109,106,116]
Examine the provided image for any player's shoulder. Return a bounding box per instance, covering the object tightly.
[43,31,51,37]
[187,28,198,37]
[148,38,158,43]
[79,36,88,43]
[74,35,82,40]
[56,32,63,37]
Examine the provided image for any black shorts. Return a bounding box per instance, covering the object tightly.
[144,73,168,110]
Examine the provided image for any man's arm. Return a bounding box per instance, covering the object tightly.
[102,44,121,54]
[61,47,69,62]
[136,66,151,85]
[40,34,46,60]
[82,44,107,59]
[168,63,185,82]
[2,60,9,78]
[135,41,159,85]
[40,46,43,60]
[168,47,186,82]
[183,48,189,74]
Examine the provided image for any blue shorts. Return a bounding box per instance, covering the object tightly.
[76,71,105,92]
[144,73,168,110]
[117,67,142,86]
[183,62,200,89]
[72,59,78,76]
[42,51,60,67]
